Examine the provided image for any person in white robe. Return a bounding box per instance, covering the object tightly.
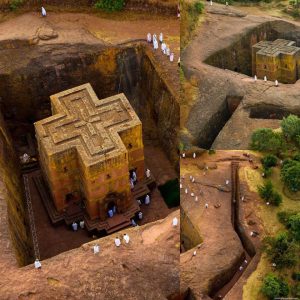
[41,7,47,17]
[34,259,42,269]
[147,33,152,43]
[115,237,121,247]
[79,220,85,229]
[146,168,151,178]
[172,217,178,227]
[170,53,174,62]
[132,171,137,183]
[72,222,78,231]
[145,194,150,205]
[138,211,143,220]
[159,33,163,43]
[123,233,130,244]
[93,244,100,254]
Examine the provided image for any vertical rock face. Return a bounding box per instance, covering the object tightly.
[0,41,179,265]
[0,43,179,167]
[140,49,180,168]
[0,112,33,266]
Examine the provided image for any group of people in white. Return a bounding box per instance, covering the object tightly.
[147,32,176,63]
[34,216,178,268]
[72,220,85,231]
[254,75,279,86]
[180,151,236,209]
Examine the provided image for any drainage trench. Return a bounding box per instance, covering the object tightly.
[209,162,256,299]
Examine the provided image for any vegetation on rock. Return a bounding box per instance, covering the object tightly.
[261,273,289,300]
[9,0,23,11]
[95,0,125,12]
[258,180,282,206]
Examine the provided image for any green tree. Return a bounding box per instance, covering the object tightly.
[261,154,277,169]
[258,181,282,206]
[261,273,289,300]
[281,114,300,141]
[264,232,298,269]
[291,283,300,298]
[250,128,285,154]
[271,191,282,206]
[281,159,300,192]
[277,210,297,226]
[258,180,274,201]
[288,213,300,241]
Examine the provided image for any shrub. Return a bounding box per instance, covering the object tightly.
[293,152,300,161]
[281,159,300,192]
[194,1,204,14]
[262,166,272,178]
[261,273,289,300]
[291,283,300,298]
[270,191,282,206]
[258,181,282,206]
[277,210,297,226]
[94,0,125,12]
[250,128,285,155]
[258,180,274,200]
[10,0,23,11]
[288,213,300,241]
[261,154,277,169]
[263,232,298,269]
[281,114,300,141]
[208,149,215,155]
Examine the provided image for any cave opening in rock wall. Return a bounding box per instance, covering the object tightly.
[204,20,300,82]
[0,42,179,266]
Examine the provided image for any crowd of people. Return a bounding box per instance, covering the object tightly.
[147,32,179,65]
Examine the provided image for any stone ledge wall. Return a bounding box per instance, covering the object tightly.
[0,0,177,14]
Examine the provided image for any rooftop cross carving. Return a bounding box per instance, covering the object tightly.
[35,83,141,165]
[253,39,300,57]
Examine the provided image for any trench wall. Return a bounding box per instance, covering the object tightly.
[180,207,202,252]
[0,42,178,264]
[0,43,178,166]
[0,112,33,266]
[204,21,300,77]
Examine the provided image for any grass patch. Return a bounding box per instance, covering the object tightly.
[243,165,300,299]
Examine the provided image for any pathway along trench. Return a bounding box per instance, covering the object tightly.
[209,162,257,300]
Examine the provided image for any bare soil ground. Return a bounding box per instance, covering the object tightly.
[180,150,263,299]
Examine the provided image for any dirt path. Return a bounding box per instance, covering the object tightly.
[0,11,179,49]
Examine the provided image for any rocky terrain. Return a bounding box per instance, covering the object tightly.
[181,3,300,150]
[0,9,180,299]
[0,208,179,299]
[180,151,262,299]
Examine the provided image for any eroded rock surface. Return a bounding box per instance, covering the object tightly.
[0,210,179,300]
[182,3,300,150]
